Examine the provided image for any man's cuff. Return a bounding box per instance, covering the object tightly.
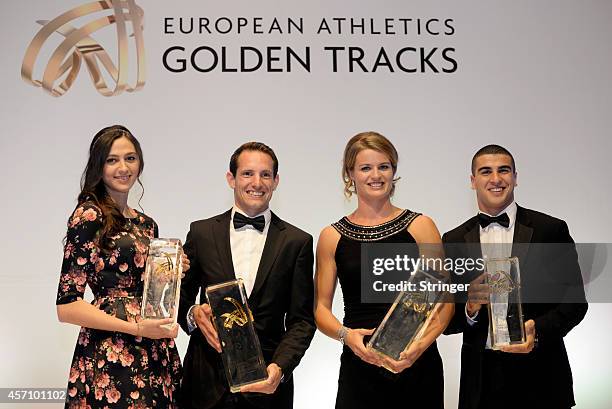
[465,303,479,326]
[272,362,285,383]
[186,304,198,333]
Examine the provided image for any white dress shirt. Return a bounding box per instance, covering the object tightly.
[479,201,516,260]
[466,201,517,348]
[230,206,272,297]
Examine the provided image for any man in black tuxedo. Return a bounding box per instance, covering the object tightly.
[443,144,587,409]
[178,142,315,409]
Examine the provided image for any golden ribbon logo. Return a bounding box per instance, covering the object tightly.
[489,270,517,294]
[221,297,251,329]
[154,253,175,274]
[402,292,431,316]
[21,0,145,97]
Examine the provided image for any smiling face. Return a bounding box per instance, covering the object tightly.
[102,136,140,198]
[226,150,279,216]
[471,153,517,215]
[350,149,395,200]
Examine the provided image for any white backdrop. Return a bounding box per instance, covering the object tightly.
[1,1,611,408]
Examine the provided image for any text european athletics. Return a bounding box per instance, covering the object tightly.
[163,17,455,36]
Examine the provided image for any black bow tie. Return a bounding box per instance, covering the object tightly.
[233,212,266,232]
[478,212,510,228]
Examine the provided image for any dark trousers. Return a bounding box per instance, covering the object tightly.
[477,350,572,409]
[210,382,293,409]
[211,392,260,409]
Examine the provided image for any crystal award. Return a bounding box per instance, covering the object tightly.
[486,257,525,349]
[367,269,449,372]
[140,238,183,327]
[206,279,268,392]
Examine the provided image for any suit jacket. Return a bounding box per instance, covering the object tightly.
[178,209,315,409]
[443,205,587,409]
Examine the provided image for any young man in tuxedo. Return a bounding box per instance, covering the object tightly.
[443,144,587,409]
[178,142,315,409]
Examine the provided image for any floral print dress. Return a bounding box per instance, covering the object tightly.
[56,201,181,408]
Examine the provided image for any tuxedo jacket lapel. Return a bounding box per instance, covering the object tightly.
[464,220,483,263]
[512,206,534,262]
[249,212,286,302]
[464,221,480,245]
[461,220,489,339]
[212,210,236,281]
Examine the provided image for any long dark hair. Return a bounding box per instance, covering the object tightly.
[78,125,145,252]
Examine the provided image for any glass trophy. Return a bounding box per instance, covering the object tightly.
[367,269,449,372]
[205,279,268,392]
[140,238,183,327]
[486,257,525,349]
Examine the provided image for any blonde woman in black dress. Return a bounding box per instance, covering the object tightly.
[314,132,454,409]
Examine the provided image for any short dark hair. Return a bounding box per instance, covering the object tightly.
[229,142,279,177]
[471,144,516,175]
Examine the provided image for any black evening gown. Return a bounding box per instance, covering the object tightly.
[332,209,444,409]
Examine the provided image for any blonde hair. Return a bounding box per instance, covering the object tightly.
[342,131,400,198]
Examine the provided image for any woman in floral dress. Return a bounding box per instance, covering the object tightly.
[56,125,183,408]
